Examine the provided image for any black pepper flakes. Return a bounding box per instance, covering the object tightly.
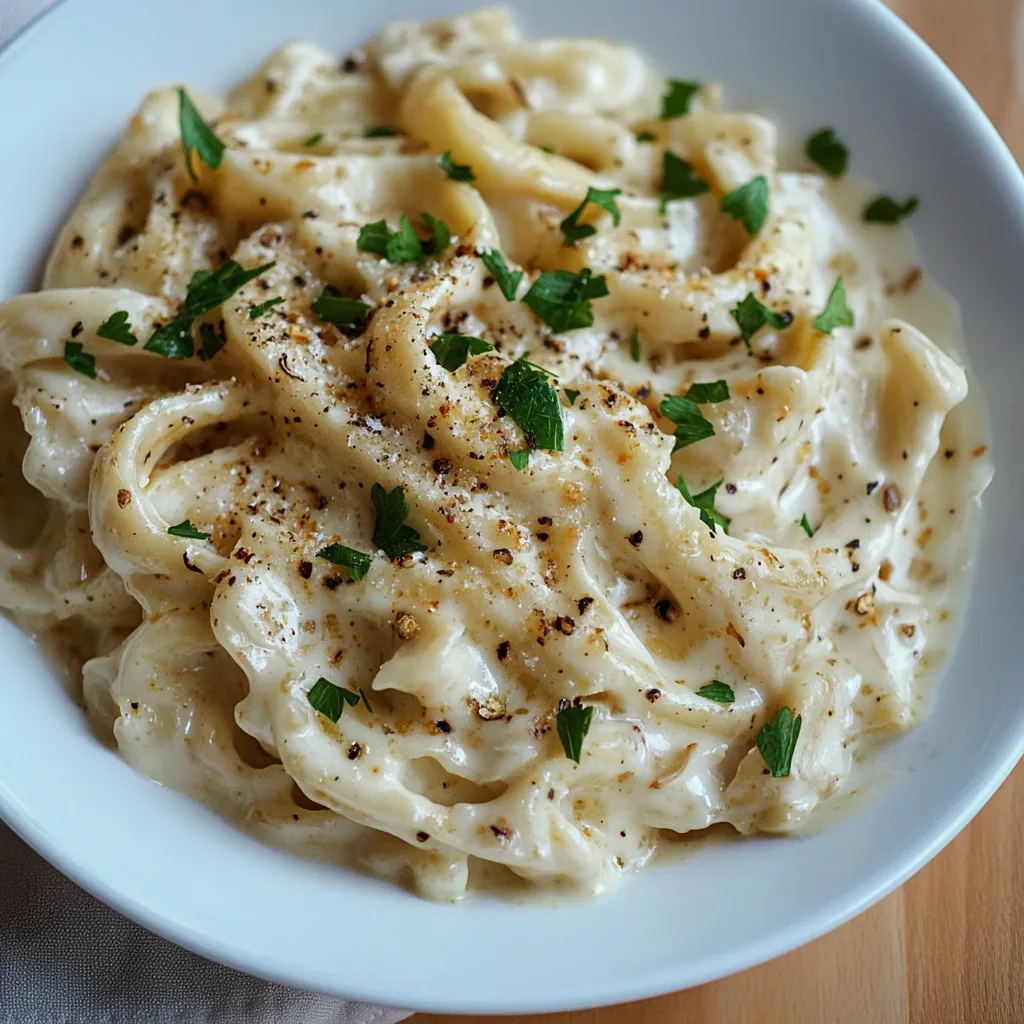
[492,548,513,565]
[416,831,430,842]
[654,599,679,622]
[628,530,643,547]
[645,688,661,702]
[423,432,435,450]
[347,742,361,760]
[496,640,511,661]
[577,596,594,615]
[298,560,312,579]
[435,720,452,734]
[732,567,746,580]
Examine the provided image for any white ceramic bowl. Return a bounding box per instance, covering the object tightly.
[1,0,1022,1013]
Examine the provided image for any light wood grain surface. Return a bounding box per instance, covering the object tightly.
[415,1,1024,1021]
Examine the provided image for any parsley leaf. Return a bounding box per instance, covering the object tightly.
[799,513,815,537]
[316,543,373,581]
[863,194,919,224]
[97,311,138,346]
[508,449,530,471]
[480,249,523,301]
[756,706,802,777]
[494,355,564,451]
[439,151,476,182]
[357,214,451,264]
[564,388,581,406]
[63,340,95,378]
[371,483,427,560]
[659,152,709,212]
[556,698,594,763]
[805,128,848,178]
[660,395,714,450]
[249,297,284,320]
[812,277,854,333]
[167,519,209,539]
[660,79,701,120]
[356,219,391,256]
[720,175,769,235]
[730,293,791,350]
[178,88,224,182]
[635,130,657,143]
[685,380,730,403]
[199,323,225,360]
[677,475,730,533]
[365,125,399,138]
[307,677,362,724]
[431,333,493,371]
[312,286,371,329]
[697,680,735,703]
[560,187,622,245]
[421,212,451,253]
[630,327,641,362]
[146,260,276,359]
[303,131,324,148]
[522,268,608,333]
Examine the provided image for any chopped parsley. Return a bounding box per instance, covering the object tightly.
[720,175,769,235]
[559,187,622,245]
[659,152,709,212]
[563,388,581,406]
[167,519,209,540]
[799,513,815,537]
[480,249,523,301]
[660,79,701,120]
[522,268,608,333]
[630,327,641,362]
[439,151,476,182]
[307,677,362,724]
[146,260,276,359]
[430,333,493,371]
[371,483,427,560]
[685,380,730,403]
[249,297,284,320]
[97,311,138,346]
[316,543,373,581]
[302,132,324,148]
[494,355,563,452]
[365,125,399,138]
[312,286,371,329]
[178,88,224,182]
[556,698,594,763]
[812,277,854,333]
[805,128,848,178]
[697,680,735,703]
[508,449,530,471]
[677,475,729,534]
[756,706,802,777]
[635,130,657,143]
[63,341,95,378]
[199,323,225,360]
[730,292,791,350]
[863,194,919,224]
[660,395,714,450]
[357,214,450,264]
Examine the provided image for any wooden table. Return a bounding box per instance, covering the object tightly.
[417,1,1024,1020]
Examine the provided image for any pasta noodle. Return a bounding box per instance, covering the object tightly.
[0,6,991,901]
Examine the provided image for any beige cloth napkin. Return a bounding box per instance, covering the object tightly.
[0,3,411,1021]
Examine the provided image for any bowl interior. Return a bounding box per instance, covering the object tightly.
[0,0,1022,1013]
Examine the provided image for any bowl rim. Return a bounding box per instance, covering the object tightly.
[1,0,1023,1014]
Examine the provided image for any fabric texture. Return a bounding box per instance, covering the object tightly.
[0,4,409,1023]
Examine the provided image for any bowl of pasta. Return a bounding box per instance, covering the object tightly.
[0,0,1021,1013]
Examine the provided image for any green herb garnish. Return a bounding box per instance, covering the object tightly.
[494,355,563,452]
[316,543,373,581]
[660,395,714,450]
[564,388,581,406]
[685,380,730,403]
[720,175,769,235]
[677,475,729,533]
[560,187,622,245]
[167,519,209,539]
[805,128,848,178]
[630,328,641,362]
[812,277,854,334]
[97,311,138,346]
[522,268,608,333]
[660,79,701,120]
[659,152,709,213]
[430,333,493,371]
[730,293,791,350]
[178,88,224,182]
[63,341,95,378]
[863,194,919,224]
[508,449,530,471]
[439,151,476,182]
[371,483,427,560]
[635,130,657,143]
[556,698,594,763]
[249,297,285,320]
[365,125,399,138]
[312,286,371,329]
[756,706,802,777]
[303,132,324,148]
[480,249,523,301]
[697,680,735,703]
[799,513,815,537]
[307,677,362,724]
[357,214,450,264]
[199,323,225,360]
